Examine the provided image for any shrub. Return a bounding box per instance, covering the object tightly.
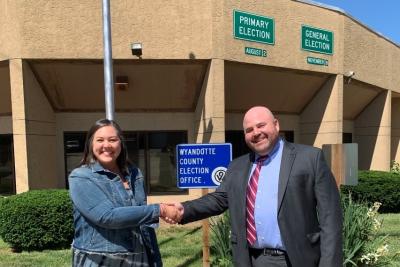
[391,161,400,175]
[341,170,400,213]
[342,193,398,266]
[210,212,232,267]
[0,189,73,251]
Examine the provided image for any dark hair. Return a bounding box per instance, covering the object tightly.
[80,119,130,173]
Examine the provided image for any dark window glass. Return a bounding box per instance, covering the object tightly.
[64,131,187,195]
[64,132,86,188]
[279,131,294,142]
[343,132,353,143]
[0,134,15,195]
[147,131,187,194]
[225,131,250,159]
[225,130,295,159]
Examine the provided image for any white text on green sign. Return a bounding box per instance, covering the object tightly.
[234,10,275,45]
[307,57,328,66]
[245,47,267,57]
[302,25,333,55]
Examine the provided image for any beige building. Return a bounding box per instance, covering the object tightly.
[0,0,399,203]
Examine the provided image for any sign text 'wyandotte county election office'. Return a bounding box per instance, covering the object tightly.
[176,143,232,189]
[301,25,334,55]
[233,10,275,45]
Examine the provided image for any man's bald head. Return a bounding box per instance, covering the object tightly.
[242,106,280,156]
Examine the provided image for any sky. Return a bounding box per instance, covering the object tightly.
[312,0,400,45]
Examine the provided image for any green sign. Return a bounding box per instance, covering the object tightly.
[307,56,328,66]
[245,47,267,57]
[233,10,275,45]
[302,25,333,55]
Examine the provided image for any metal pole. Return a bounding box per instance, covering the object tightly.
[102,0,114,120]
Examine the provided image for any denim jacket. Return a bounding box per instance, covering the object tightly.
[68,162,162,266]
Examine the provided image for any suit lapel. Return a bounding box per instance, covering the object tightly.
[277,142,296,214]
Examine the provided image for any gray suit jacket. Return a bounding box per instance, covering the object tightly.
[181,141,343,267]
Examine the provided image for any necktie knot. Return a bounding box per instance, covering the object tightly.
[256,155,268,164]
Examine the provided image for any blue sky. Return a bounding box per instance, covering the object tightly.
[313,0,400,45]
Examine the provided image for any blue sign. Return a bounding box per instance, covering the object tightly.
[176,143,232,188]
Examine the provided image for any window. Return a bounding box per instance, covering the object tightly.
[225,131,250,159]
[343,132,353,143]
[0,135,15,195]
[64,131,187,195]
[147,132,187,194]
[64,132,87,188]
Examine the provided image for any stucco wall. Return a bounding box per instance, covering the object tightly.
[344,19,395,90]
[1,0,398,92]
[0,116,12,133]
[392,50,400,94]
[355,91,391,170]
[0,63,11,114]
[0,1,22,60]
[300,75,343,147]
[392,98,400,163]
[3,0,213,59]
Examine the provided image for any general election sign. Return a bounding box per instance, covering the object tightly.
[176,143,232,189]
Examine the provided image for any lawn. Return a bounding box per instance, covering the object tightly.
[0,215,399,267]
[379,213,400,267]
[0,224,203,267]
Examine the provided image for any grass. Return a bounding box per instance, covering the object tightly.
[0,215,399,267]
[157,225,203,266]
[0,224,203,267]
[379,214,400,266]
[0,238,70,267]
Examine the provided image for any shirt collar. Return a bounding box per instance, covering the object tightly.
[255,138,282,162]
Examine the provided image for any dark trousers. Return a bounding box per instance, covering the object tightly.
[249,248,291,267]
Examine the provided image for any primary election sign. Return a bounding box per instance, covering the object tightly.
[176,143,232,188]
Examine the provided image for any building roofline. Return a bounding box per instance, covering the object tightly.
[294,0,399,48]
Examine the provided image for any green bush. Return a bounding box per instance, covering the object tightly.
[0,189,73,251]
[341,170,400,213]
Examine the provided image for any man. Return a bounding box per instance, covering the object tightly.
[168,106,342,267]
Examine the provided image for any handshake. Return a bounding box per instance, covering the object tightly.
[159,203,184,224]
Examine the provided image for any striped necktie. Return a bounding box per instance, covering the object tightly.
[246,155,268,245]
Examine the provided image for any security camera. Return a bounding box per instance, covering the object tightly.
[344,71,355,84]
[344,71,355,78]
[131,43,142,57]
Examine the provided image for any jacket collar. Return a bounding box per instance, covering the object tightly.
[89,161,106,173]
[89,161,131,177]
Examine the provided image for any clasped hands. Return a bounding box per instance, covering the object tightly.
[159,203,184,224]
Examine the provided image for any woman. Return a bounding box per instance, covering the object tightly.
[69,119,174,267]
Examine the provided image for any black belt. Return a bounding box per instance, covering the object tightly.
[249,247,286,257]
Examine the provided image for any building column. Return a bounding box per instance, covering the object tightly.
[300,74,343,147]
[10,59,57,193]
[391,96,400,165]
[10,59,29,193]
[194,59,225,144]
[355,90,391,171]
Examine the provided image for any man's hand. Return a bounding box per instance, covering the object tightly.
[159,203,184,224]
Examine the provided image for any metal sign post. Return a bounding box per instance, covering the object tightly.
[102,0,114,120]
